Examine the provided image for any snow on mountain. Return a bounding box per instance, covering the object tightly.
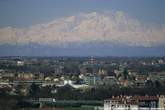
[0,11,165,47]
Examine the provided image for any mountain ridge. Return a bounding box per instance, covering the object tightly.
[0,11,165,47]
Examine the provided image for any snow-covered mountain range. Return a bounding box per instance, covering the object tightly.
[0,11,165,56]
[1,11,165,47]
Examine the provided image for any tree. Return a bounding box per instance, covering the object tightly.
[155,80,161,88]
[145,80,154,87]
[29,82,40,97]
[123,68,129,80]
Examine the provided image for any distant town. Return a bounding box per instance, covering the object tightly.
[0,56,165,110]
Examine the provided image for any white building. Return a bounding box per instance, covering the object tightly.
[17,61,24,66]
[159,95,165,109]
[104,99,138,110]
[64,80,73,85]
[104,95,165,110]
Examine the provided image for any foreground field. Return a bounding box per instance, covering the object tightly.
[64,106,94,110]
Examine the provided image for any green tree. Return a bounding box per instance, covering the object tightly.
[123,68,128,80]
[29,82,40,97]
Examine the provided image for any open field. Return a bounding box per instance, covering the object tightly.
[64,106,94,110]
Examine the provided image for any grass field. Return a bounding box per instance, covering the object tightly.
[64,106,94,110]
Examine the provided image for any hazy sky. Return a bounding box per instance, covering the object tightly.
[0,0,165,28]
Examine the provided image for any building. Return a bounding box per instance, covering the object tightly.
[104,95,165,110]
[1,73,15,81]
[98,69,107,76]
[17,61,24,66]
[17,73,34,80]
[104,96,138,110]
[138,96,158,108]
[159,96,165,109]
[83,74,102,86]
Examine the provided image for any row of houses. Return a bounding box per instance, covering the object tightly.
[1,70,165,89]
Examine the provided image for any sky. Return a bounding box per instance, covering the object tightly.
[0,0,165,27]
[0,0,165,56]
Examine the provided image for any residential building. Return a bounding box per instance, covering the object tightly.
[83,74,102,86]
[104,96,138,110]
[104,95,165,110]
